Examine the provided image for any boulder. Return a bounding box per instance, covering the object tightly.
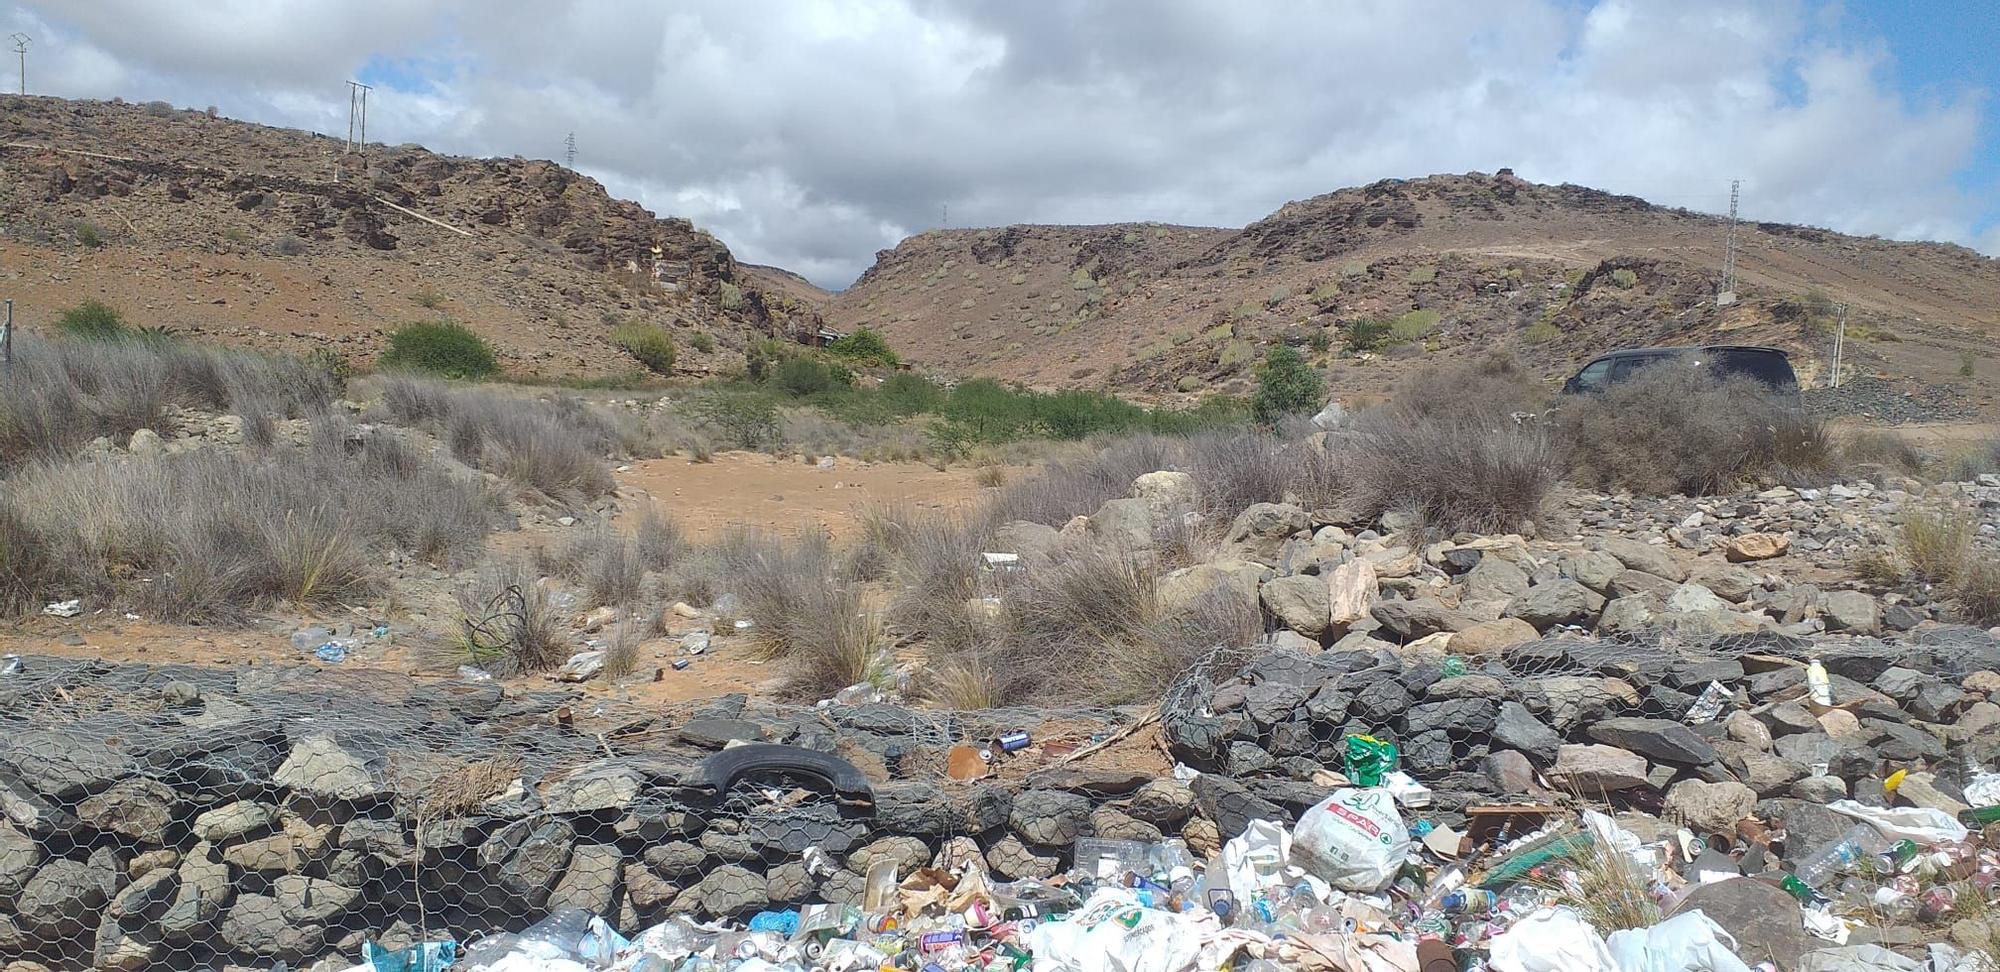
[1158,561,1270,620]
[74,778,176,846]
[1503,581,1604,630]
[1223,503,1309,563]
[546,843,622,915]
[1463,557,1529,602]
[1607,569,1678,600]
[1689,563,1759,603]
[1122,780,1195,829]
[1131,471,1197,513]
[1190,774,1285,840]
[1451,618,1539,654]
[682,864,767,917]
[1725,533,1790,562]
[191,801,279,843]
[220,893,324,961]
[849,836,933,877]
[1664,583,1732,615]
[1597,594,1663,637]
[1493,702,1562,764]
[273,733,388,802]
[1548,745,1650,791]
[1821,591,1880,635]
[1326,559,1377,629]
[1587,717,1719,766]
[1669,879,1814,969]
[0,822,39,899]
[985,834,1061,881]
[1664,780,1757,833]
[15,858,112,933]
[994,521,1060,562]
[1569,550,1624,593]
[0,731,134,800]
[1008,790,1092,847]
[542,763,644,814]
[272,875,361,925]
[1372,595,1473,639]
[1599,537,1687,581]
[1088,497,1159,554]
[1261,575,1331,636]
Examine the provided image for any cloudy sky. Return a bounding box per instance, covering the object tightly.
[6,0,1996,288]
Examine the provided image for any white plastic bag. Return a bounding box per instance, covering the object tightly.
[1023,887,1208,972]
[1604,911,1753,972]
[1827,799,1969,846]
[1795,944,1923,972]
[1221,818,1293,898]
[1290,788,1410,892]
[1490,907,1613,972]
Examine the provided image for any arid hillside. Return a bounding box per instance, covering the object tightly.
[0,96,820,377]
[828,171,2000,411]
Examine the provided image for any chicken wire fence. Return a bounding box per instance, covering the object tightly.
[0,627,1948,970]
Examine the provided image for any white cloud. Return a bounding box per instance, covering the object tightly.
[7,0,1991,287]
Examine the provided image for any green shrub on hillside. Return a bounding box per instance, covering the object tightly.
[689,332,716,353]
[1252,346,1323,425]
[56,301,127,340]
[612,323,676,374]
[827,327,901,367]
[1407,266,1436,285]
[880,372,944,413]
[1389,309,1441,344]
[719,282,747,311]
[379,321,498,379]
[1345,319,1391,353]
[775,356,852,397]
[1610,268,1639,289]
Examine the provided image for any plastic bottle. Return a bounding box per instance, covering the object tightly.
[1873,886,1919,923]
[1417,864,1468,911]
[1795,824,1889,888]
[1806,658,1833,706]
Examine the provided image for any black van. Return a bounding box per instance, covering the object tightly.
[1559,345,1800,397]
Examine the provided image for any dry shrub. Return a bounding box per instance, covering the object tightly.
[717,528,880,698]
[1342,406,1559,536]
[974,465,1007,488]
[9,425,492,621]
[1528,820,1661,933]
[1389,353,1547,422]
[0,333,336,466]
[374,375,624,502]
[946,545,1259,706]
[0,502,64,615]
[542,523,644,608]
[863,501,991,656]
[449,559,567,674]
[603,618,645,679]
[1557,366,1835,495]
[1841,430,1926,477]
[984,434,1179,526]
[1942,439,2000,483]
[633,508,684,572]
[1901,508,1975,583]
[1953,558,2000,625]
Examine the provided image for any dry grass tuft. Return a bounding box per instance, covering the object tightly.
[1901,507,1975,583]
[717,528,881,698]
[1557,366,1836,495]
[449,560,568,675]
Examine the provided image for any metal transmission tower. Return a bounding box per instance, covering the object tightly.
[1717,178,1741,305]
[9,33,27,95]
[565,132,576,168]
[344,80,373,154]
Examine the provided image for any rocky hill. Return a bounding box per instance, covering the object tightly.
[829,171,2000,413]
[0,96,821,377]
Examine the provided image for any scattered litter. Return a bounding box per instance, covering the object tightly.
[43,599,81,618]
[556,650,605,682]
[456,665,493,682]
[681,630,711,655]
[314,642,349,664]
[0,654,20,676]
[671,659,691,671]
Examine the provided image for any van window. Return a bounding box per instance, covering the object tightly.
[1571,359,1613,391]
[1609,354,1672,382]
[1708,349,1798,390]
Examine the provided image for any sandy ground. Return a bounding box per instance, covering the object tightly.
[615,450,993,541]
[0,451,1004,709]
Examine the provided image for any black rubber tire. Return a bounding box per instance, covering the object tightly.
[699,744,875,808]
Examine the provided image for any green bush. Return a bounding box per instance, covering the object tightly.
[1035,390,1149,441]
[56,301,127,340]
[1311,282,1340,303]
[379,320,498,379]
[612,323,676,374]
[1523,320,1560,344]
[719,282,747,311]
[880,372,944,414]
[690,332,716,354]
[827,327,901,367]
[1251,346,1323,425]
[1407,266,1436,285]
[1610,268,1639,289]
[1388,308,1440,344]
[1267,285,1292,307]
[75,222,105,249]
[774,356,852,397]
[1308,330,1332,353]
[1345,319,1391,353]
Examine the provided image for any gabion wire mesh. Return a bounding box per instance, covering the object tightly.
[2,622,1993,970]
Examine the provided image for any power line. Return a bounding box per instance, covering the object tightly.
[8,33,27,96]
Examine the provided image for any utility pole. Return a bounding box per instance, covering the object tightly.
[1831,302,1848,389]
[8,34,27,95]
[3,299,14,370]
[344,80,372,155]
[1717,178,1741,305]
[564,132,576,169]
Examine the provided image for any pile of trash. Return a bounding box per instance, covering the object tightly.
[369,738,2000,972]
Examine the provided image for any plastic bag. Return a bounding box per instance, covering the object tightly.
[1604,911,1753,972]
[1342,734,1399,787]
[1221,818,1294,899]
[1827,800,1969,846]
[1022,887,1209,972]
[1795,944,1923,972]
[1489,907,1613,972]
[1290,788,1410,892]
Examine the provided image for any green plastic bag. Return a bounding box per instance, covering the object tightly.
[1343,733,1400,787]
